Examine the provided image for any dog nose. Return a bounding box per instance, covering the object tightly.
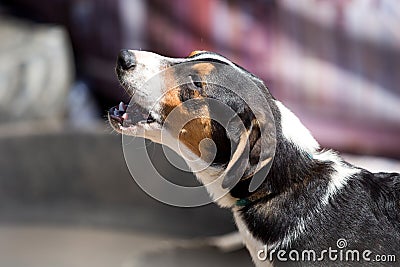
[118,49,136,70]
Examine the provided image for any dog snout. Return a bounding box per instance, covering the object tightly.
[118,49,136,70]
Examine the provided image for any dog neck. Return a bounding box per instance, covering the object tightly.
[184,100,325,208]
[232,100,360,251]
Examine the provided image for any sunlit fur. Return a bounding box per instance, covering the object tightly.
[111,50,400,267]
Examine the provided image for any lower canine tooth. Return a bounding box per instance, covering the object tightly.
[119,102,125,111]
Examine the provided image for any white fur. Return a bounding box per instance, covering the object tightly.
[179,145,237,208]
[266,152,360,252]
[194,164,237,208]
[234,212,271,267]
[272,153,360,249]
[121,50,240,208]
[275,101,320,154]
[260,105,359,251]
[123,50,197,120]
[118,51,361,266]
[314,150,360,205]
[126,51,262,114]
[124,51,166,118]
[274,101,359,206]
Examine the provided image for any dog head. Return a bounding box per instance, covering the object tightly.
[109,50,279,206]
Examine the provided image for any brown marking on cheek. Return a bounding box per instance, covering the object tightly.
[160,66,201,119]
[191,63,215,77]
[160,66,183,117]
[159,65,213,158]
[161,88,182,117]
[160,90,213,157]
[179,116,213,157]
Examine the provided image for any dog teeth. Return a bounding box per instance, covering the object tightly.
[119,102,126,111]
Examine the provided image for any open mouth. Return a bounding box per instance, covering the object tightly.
[108,101,156,128]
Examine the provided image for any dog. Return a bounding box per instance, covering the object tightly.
[109,50,400,266]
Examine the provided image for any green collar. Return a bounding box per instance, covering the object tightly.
[236,198,252,207]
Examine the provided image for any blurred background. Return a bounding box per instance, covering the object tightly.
[0,0,399,266]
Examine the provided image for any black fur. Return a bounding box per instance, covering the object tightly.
[117,50,400,266]
[235,78,400,266]
[190,54,400,265]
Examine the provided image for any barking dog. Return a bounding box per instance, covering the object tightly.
[109,50,400,266]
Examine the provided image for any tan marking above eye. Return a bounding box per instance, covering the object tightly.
[161,88,182,117]
[191,63,215,77]
[188,50,207,57]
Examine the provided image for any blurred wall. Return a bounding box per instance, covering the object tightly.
[3,0,400,157]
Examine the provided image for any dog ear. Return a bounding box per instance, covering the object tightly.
[221,78,276,192]
[248,156,273,192]
[221,129,250,189]
[221,118,274,191]
[248,121,261,165]
[247,120,274,192]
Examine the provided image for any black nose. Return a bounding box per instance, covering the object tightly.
[118,49,136,70]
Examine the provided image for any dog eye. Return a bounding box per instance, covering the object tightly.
[189,75,203,89]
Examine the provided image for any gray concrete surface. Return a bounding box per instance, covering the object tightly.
[0,125,252,266]
[0,225,252,267]
[2,124,399,266]
[0,125,235,235]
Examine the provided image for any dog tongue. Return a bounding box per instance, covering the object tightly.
[109,100,151,125]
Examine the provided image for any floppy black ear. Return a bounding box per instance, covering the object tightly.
[220,75,276,191]
[221,129,250,189]
[221,118,266,189]
[247,120,274,192]
[221,115,275,191]
[248,156,273,192]
[248,121,261,165]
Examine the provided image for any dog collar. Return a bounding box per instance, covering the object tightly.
[236,198,252,207]
[232,178,272,207]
